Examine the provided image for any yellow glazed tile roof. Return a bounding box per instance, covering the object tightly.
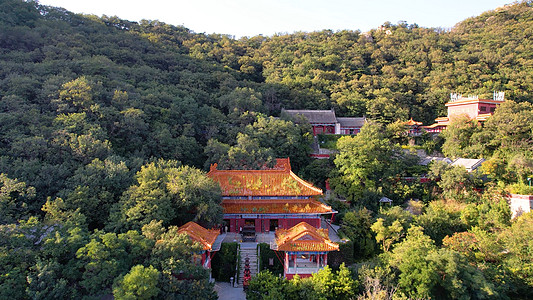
[177,221,219,251]
[222,199,334,214]
[275,222,339,252]
[208,158,322,197]
[404,118,422,126]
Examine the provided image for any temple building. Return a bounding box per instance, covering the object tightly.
[404,118,423,136]
[207,158,335,233]
[177,221,221,269]
[272,222,339,279]
[282,109,366,136]
[423,92,505,133]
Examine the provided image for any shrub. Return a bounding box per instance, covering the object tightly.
[327,241,354,269]
[258,243,283,275]
[211,242,238,281]
[508,182,533,195]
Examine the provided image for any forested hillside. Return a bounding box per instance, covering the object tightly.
[1,0,532,207]
[1,0,532,298]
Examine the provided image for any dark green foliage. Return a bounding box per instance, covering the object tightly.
[258,243,284,276]
[330,122,403,207]
[246,270,286,300]
[316,134,343,150]
[247,265,357,300]
[211,242,238,281]
[0,173,36,224]
[327,241,355,269]
[108,161,222,231]
[75,230,153,296]
[298,158,334,190]
[415,201,467,246]
[340,208,376,260]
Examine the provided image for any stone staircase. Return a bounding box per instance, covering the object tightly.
[238,245,258,285]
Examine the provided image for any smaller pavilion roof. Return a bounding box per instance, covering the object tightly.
[379,196,392,203]
[274,222,339,252]
[404,118,423,126]
[222,199,334,214]
[283,109,338,124]
[177,221,220,251]
[434,116,450,122]
[337,117,366,127]
[450,158,485,172]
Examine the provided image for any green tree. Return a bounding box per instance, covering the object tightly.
[415,200,466,245]
[215,133,275,170]
[218,87,264,117]
[140,221,217,299]
[474,100,533,158]
[53,77,94,113]
[389,226,438,299]
[26,259,79,300]
[109,160,222,231]
[0,173,36,224]
[340,208,376,259]
[245,115,312,170]
[75,230,153,296]
[203,138,231,170]
[428,248,498,299]
[501,212,533,294]
[331,122,402,207]
[62,156,131,229]
[441,115,483,158]
[113,265,160,300]
[371,206,412,252]
[310,264,357,300]
[147,225,203,270]
[0,218,41,299]
[431,163,484,202]
[284,274,320,300]
[246,270,286,300]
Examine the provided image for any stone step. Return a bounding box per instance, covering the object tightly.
[237,244,259,285]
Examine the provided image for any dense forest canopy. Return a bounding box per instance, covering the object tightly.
[0,0,532,299]
[1,0,531,203]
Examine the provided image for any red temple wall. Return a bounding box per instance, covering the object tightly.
[448,103,479,119]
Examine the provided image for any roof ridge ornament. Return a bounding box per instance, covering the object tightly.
[493,91,505,101]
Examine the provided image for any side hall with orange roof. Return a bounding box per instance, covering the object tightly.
[177,221,220,269]
[272,222,339,279]
[207,158,336,233]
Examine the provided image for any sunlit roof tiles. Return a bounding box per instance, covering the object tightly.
[275,222,339,252]
[177,221,219,251]
[208,158,322,197]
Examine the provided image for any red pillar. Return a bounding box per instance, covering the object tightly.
[264,219,269,232]
[230,219,236,232]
